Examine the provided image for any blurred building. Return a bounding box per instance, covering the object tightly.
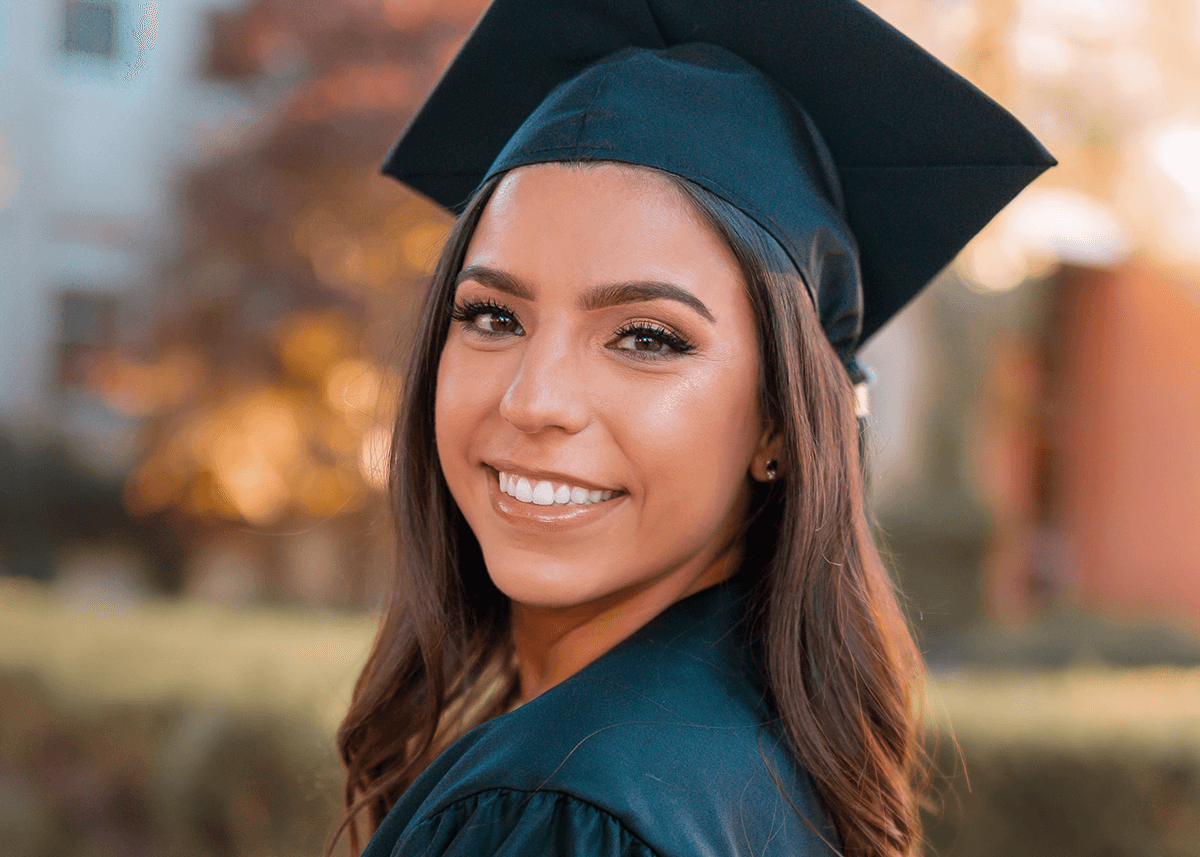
[0,0,250,474]
[0,0,256,587]
[855,0,1200,654]
[977,262,1200,629]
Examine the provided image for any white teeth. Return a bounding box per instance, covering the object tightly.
[497,470,618,507]
[532,481,555,505]
[515,477,533,503]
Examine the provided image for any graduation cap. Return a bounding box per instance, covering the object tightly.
[381,0,1055,361]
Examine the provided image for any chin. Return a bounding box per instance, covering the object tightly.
[483,552,624,610]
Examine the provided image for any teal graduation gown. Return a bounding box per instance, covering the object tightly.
[362,576,840,857]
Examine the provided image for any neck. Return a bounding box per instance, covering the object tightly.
[508,541,742,707]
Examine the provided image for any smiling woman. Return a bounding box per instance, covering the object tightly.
[437,165,767,642]
[330,2,1054,857]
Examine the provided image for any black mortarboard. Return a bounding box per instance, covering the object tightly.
[381,0,1055,360]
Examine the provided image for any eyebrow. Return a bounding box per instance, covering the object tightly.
[455,265,716,324]
[455,265,533,301]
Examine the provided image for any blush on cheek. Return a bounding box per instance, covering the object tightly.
[434,342,489,515]
[624,376,759,545]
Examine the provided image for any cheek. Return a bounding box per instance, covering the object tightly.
[433,348,459,456]
[435,341,497,471]
[617,359,762,509]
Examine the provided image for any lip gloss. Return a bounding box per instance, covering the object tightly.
[485,466,625,532]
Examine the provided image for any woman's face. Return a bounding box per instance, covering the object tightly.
[435,163,774,610]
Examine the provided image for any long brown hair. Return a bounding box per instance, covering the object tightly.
[331,164,926,857]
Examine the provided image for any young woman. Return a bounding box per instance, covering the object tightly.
[332,3,1053,856]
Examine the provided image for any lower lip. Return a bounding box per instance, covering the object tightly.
[485,468,625,531]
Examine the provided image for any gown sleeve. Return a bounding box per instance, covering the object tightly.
[388,788,662,857]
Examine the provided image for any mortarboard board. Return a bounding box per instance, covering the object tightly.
[380,0,1055,361]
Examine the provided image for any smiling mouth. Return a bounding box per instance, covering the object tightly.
[496,470,619,507]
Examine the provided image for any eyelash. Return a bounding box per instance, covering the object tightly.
[449,299,697,359]
[611,320,696,358]
[450,299,520,335]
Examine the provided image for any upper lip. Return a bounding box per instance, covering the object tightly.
[486,461,623,494]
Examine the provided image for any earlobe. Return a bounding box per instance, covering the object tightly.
[751,425,784,483]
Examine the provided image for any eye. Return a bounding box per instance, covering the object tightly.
[451,299,524,336]
[610,322,695,359]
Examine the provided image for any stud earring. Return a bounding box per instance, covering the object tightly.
[765,459,778,481]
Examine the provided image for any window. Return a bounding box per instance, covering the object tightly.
[57,291,119,388]
[62,0,117,59]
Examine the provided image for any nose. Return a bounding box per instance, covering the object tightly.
[498,330,589,435]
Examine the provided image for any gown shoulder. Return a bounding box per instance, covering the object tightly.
[364,579,840,857]
[394,787,661,857]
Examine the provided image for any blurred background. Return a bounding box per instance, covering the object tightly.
[1,0,1198,854]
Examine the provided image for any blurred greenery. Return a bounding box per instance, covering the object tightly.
[924,737,1200,857]
[4,578,1200,856]
[0,578,367,857]
[0,435,185,589]
[0,578,372,734]
[0,672,344,857]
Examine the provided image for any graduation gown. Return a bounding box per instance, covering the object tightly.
[362,576,840,857]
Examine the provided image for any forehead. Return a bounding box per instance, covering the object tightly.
[464,163,745,303]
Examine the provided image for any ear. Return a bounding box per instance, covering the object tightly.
[749,422,785,483]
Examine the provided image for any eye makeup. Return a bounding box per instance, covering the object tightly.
[451,298,523,336]
[609,319,696,359]
[449,296,697,359]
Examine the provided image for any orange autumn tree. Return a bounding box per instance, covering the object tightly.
[111,0,487,594]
